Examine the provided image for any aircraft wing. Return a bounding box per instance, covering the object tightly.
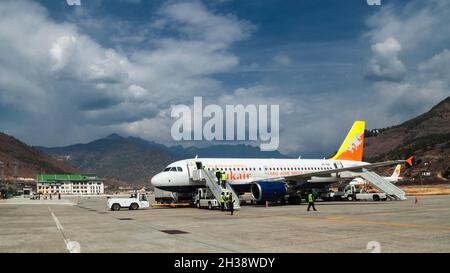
[251,157,412,183]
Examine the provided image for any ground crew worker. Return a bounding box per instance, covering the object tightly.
[220,192,225,212]
[215,168,221,185]
[223,192,229,210]
[228,192,235,215]
[307,192,317,211]
[220,172,227,189]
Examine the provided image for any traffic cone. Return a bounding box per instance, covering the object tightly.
[265,201,269,208]
[415,196,419,205]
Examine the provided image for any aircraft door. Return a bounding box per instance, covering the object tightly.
[186,160,196,179]
[186,160,203,181]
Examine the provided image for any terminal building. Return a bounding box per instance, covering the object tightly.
[36,174,104,195]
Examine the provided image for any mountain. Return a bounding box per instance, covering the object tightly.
[37,135,289,185]
[37,134,174,185]
[364,96,450,180]
[0,132,78,179]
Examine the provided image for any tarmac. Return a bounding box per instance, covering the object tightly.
[0,195,449,253]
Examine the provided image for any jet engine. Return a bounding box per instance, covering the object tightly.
[251,181,287,202]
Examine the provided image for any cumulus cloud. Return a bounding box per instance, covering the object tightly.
[0,0,253,147]
[362,1,450,125]
[1,0,449,157]
[366,37,406,81]
[418,49,450,79]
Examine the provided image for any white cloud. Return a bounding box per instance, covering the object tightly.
[0,0,253,147]
[366,37,406,81]
[0,0,449,157]
[418,49,450,79]
[273,53,292,66]
[50,36,77,71]
[160,1,254,48]
[362,1,450,127]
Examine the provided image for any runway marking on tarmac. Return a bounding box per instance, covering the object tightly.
[270,214,450,232]
[75,205,244,252]
[48,207,81,253]
[363,207,450,216]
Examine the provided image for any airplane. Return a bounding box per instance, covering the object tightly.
[349,164,403,186]
[151,121,413,203]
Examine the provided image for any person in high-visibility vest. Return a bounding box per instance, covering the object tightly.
[307,192,317,211]
[228,192,235,215]
[219,192,225,212]
[223,192,229,210]
[215,168,221,185]
[220,172,227,189]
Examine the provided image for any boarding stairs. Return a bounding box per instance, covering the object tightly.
[339,170,406,200]
[358,171,406,200]
[198,169,241,210]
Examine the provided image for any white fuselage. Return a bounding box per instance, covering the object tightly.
[151,158,367,193]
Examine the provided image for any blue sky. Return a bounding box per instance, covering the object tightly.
[0,0,449,157]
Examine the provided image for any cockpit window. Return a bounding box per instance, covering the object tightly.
[170,167,177,172]
[163,167,170,172]
[177,167,182,172]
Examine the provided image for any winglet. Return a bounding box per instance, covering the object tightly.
[406,156,414,167]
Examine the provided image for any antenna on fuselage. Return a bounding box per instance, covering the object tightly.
[195,155,198,159]
[298,156,301,159]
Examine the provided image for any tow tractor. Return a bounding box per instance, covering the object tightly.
[107,192,149,211]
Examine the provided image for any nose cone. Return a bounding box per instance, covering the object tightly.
[151,173,163,188]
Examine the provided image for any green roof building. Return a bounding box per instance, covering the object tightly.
[36,174,104,195]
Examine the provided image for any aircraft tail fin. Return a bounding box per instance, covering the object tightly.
[391,164,402,178]
[331,121,365,161]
